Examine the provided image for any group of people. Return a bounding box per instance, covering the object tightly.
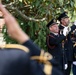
[0,2,76,75]
[0,3,65,75]
[46,12,76,75]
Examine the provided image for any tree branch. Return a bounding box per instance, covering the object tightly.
[4,4,46,22]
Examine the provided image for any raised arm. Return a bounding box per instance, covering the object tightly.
[0,3,29,44]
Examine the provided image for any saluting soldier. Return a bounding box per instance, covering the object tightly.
[46,18,69,72]
[58,12,76,75]
[0,3,64,75]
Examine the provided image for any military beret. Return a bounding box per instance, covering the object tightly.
[57,12,69,21]
[47,19,58,28]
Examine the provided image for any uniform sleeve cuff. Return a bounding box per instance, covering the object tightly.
[22,39,40,56]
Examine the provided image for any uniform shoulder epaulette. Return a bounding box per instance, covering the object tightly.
[0,44,29,53]
[31,50,53,75]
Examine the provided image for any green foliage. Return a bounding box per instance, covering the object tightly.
[1,0,76,50]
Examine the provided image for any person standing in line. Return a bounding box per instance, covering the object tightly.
[0,3,64,75]
[58,11,76,75]
[71,20,76,75]
[71,29,76,75]
[46,18,69,73]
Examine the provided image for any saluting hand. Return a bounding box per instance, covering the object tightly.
[0,3,29,44]
[63,27,69,36]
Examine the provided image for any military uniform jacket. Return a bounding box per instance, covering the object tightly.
[71,37,76,61]
[71,25,76,61]
[23,40,64,75]
[0,40,63,75]
[59,25,75,61]
[46,33,65,63]
[0,44,30,75]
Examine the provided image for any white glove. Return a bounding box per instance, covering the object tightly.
[73,61,76,65]
[74,20,76,26]
[68,27,71,32]
[64,64,68,70]
[63,27,69,36]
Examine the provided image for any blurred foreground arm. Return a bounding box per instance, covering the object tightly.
[0,3,29,44]
[0,3,40,56]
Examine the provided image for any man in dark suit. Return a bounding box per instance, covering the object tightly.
[0,3,64,75]
[46,18,69,73]
[58,11,76,75]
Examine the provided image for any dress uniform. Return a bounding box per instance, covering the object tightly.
[58,12,76,75]
[23,39,64,75]
[0,41,63,75]
[71,25,76,75]
[0,3,64,75]
[46,19,66,72]
[0,44,30,75]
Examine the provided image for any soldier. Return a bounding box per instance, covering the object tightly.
[58,11,76,75]
[0,3,63,75]
[71,21,76,75]
[71,30,76,75]
[46,18,69,73]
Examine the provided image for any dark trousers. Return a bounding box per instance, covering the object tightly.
[72,64,76,75]
[64,61,72,75]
